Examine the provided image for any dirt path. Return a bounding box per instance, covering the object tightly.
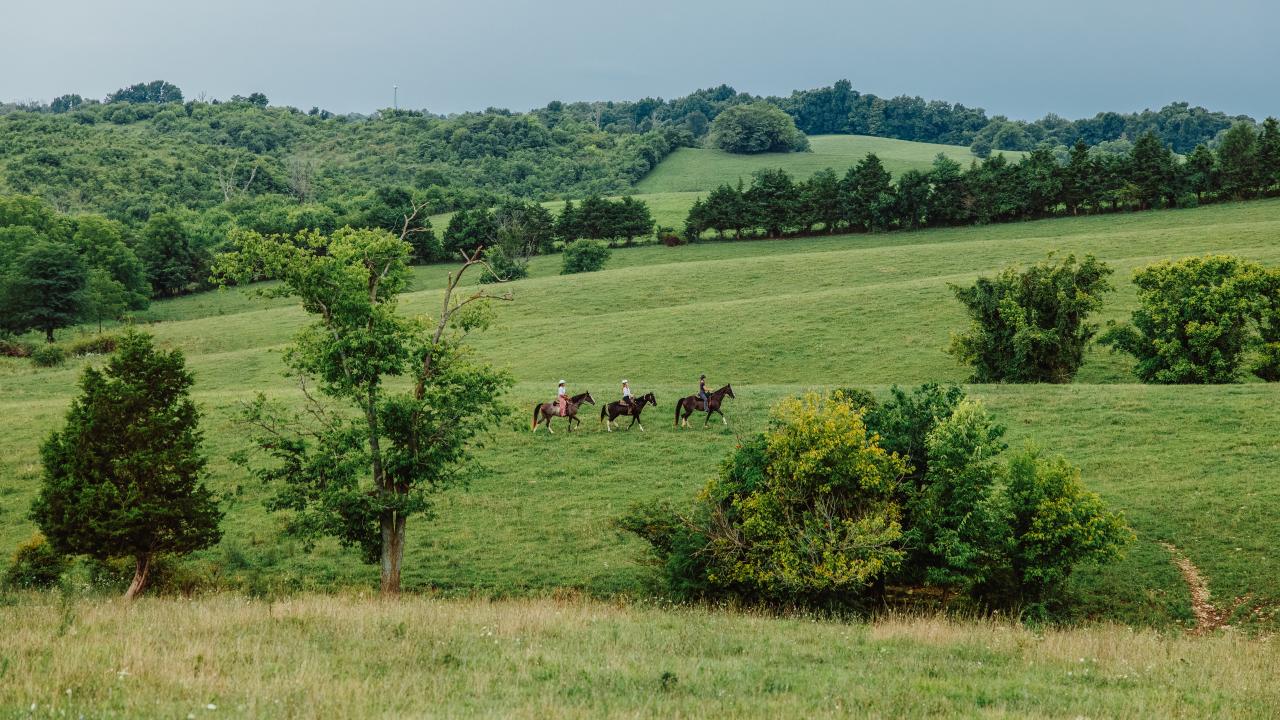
[1160,542,1246,634]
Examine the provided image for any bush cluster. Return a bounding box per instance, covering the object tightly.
[619,386,1131,612]
[30,344,67,367]
[1103,255,1280,383]
[4,533,68,589]
[561,240,611,274]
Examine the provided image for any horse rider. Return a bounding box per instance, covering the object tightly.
[620,379,634,410]
[557,379,568,416]
[698,374,709,411]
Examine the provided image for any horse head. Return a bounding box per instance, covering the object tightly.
[644,392,657,406]
[725,384,735,399]
[583,391,595,405]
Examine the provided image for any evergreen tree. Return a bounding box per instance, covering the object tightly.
[802,168,844,233]
[746,168,800,237]
[31,331,220,599]
[1128,132,1176,209]
[1185,144,1217,202]
[925,154,970,226]
[1061,140,1097,214]
[555,200,581,243]
[1216,123,1260,199]
[843,153,896,231]
[895,169,931,230]
[1256,117,1280,193]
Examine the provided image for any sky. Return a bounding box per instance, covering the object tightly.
[3,0,1278,121]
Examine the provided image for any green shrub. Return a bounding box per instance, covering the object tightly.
[478,245,528,284]
[948,254,1113,383]
[0,337,34,358]
[622,393,906,607]
[624,385,1131,614]
[561,240,611,275]
[4,534,68,589]
[30,344,67,367]
[980,448,1133,605]
[68,334,118,356]
[1102,255,1279,383]
[832,387,878,412]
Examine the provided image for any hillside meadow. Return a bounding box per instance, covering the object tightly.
[2,200,1280,636]
[427,134,1014,233]
[633,134,1019,194]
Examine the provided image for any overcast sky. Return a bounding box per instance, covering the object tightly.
[3,0,1277,120]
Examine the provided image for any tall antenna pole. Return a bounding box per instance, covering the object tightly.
[393,85,398,110]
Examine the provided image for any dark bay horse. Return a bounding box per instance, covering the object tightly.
[600,392,657,432]
[675,384,735,428]
[532,391,594,433]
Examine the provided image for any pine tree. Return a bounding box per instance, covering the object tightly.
[1216,123,1260,200]
[31,331,220,599]
[1185,144,1217,202]
[1256,117,1280,194]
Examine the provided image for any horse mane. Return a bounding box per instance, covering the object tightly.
[570,391,591,402]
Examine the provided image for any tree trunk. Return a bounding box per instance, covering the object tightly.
[45,326,55,343]
[124,554,152,601]
[380,511,406,594]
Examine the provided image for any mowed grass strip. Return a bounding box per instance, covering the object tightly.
[2,594,1277,719]
[1,201,1279,628]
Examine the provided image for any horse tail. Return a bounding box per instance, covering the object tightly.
[674,398,682,426]
[600,404,607,422]
[532,402,540,431]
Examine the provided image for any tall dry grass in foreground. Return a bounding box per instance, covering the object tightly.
[2,593,1277,718]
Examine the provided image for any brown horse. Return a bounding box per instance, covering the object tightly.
[600,392,657,432]
[675,383,735,428]
[532,391,594,433]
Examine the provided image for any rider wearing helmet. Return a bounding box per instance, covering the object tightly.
[698,374,709,411]
[621,379,634,409]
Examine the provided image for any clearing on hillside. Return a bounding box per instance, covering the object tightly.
[633,134,1019,194]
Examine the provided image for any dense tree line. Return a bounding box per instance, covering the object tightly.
[684,124,1280,240]
[2,78,1258,236]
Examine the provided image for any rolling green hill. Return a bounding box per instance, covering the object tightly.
[634,134,1017,194]
[3,200,1280,633]
[429,134,1014,234]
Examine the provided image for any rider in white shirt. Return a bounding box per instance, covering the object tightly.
[621,380,633,409]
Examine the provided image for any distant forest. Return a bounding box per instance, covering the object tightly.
[0,79,1257,226]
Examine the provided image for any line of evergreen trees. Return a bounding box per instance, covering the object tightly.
[684,122,1280,240]
[442,195,654,258]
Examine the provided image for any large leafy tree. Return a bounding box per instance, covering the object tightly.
[948,254,1114,383]
[1102,255,1277,383]
[138,212,200,297]
[0,240,86,342]
[216,226,512,594]
[709,102,809,154]
[31,331,220,599]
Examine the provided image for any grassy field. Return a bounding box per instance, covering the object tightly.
[3,593,1278,718]
[4,201,1280,640]
[428,135,1014,235]
[633,134,1017,194]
